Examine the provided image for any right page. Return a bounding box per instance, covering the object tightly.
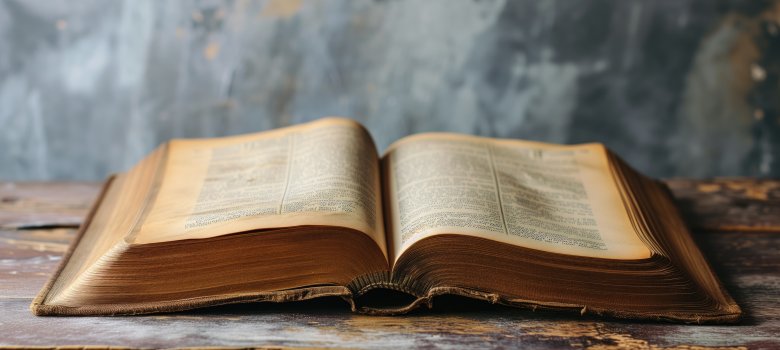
[383,133,651,263]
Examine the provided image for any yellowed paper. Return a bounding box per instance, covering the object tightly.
[134,118,387,258]
[384,133,651,261]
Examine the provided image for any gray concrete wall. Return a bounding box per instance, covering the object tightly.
[1,0,778,180]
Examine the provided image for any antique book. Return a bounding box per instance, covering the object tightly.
[31,118,741,323]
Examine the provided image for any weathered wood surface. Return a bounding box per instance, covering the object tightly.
[0,182,100,229]
[0,179,778,349]
[665,178,780,232]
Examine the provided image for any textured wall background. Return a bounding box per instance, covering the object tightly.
[1,0,779,180]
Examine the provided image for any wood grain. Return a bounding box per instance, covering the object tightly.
[0,180,778,349]
[666,178,780,232]
[0,182,100,229]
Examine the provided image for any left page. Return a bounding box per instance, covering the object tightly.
[132,118,386,258]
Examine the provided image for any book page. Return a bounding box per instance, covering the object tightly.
[383,133,651,262]
[132,118,386,257]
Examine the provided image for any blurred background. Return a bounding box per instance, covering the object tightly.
[1,0,779,180]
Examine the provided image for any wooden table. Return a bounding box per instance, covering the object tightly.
[1,179,778,349]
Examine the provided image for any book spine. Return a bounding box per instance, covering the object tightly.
[346,271,410,296]
[349,270,439,297]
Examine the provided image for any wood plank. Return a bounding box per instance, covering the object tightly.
[0,229,74,298]
[0,182,100,229]
[0,296,771,349]
[665,178,780,232]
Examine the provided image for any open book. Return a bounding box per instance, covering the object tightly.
[31,118,740,323]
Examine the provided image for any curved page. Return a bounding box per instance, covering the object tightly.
[134,118,386,258]
[384,134,650,262]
